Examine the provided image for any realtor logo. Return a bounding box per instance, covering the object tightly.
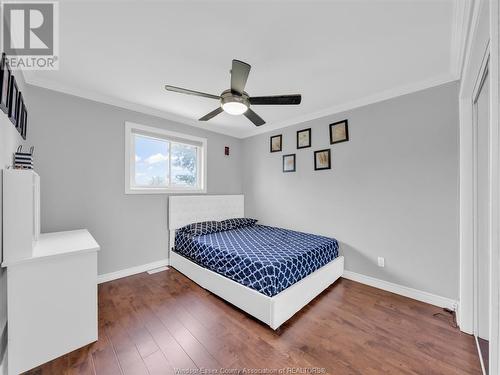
[1,1,59,70]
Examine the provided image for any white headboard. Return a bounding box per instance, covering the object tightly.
[168,195,244,252]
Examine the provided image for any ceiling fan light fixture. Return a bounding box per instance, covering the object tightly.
[165,59,301,126]
[222,101,248,115]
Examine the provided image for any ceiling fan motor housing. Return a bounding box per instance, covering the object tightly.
[221,89,250,107]
[220,89,250,115]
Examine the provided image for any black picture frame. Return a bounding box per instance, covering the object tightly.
[7,76,19,125]
[0,53,11,114]
[314,149,331,170]
[270,134,282,153]
[16,92,24,134]
[296,128,311,149]
[19,104,27,140]
[282,154,296,172]
[329,119,349,145]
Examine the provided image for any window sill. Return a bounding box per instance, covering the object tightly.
[125,187,207,195]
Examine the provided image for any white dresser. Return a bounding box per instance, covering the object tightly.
[2,170,100,374]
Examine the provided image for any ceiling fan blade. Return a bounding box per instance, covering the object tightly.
[199,107,224,121]
[165,85,220,100]
[230,60,251,94]
[244,108,265,126]
[249,94,302,105]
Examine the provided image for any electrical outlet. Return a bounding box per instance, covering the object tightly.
[377,257,385,267]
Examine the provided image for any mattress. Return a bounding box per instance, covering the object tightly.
[174,224,339,297]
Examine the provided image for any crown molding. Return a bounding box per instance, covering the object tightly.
[238,74,458,138]
[25,73,457,140]
[23,73,245,138]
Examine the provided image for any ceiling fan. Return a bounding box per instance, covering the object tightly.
[164,59,302,127]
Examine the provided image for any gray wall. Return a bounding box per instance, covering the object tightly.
[242,82,460,299]
[0,69,28,365]
[25,80,460,300]
[25,85,243,275]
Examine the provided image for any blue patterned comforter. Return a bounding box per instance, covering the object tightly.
[174,225,339,297]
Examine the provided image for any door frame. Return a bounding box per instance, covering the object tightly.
[471,52,489,374]
[488,0,499,372]
[459,0,499,374]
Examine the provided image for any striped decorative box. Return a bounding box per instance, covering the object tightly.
[13,146,34,170]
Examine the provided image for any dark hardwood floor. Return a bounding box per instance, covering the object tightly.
[25,268,481,375]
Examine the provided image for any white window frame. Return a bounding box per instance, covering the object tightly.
[125,121,207,194]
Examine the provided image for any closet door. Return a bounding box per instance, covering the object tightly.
[474,67,490,372]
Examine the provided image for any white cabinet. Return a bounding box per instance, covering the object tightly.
[3,170,40,263]
[2,170,100,374]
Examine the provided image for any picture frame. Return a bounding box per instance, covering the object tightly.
[19,104,27,140]
[314,149,331,170]
[16,92,24,134]
[270,134,282,153]
[329,119,349,145]
[296,128,311,149]
[7,75,19,125]
[282,154,296,172]
[0,53,11,114]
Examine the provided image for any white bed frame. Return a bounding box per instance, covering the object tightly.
[168,195,344,330]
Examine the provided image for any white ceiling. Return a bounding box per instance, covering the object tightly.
[25,0,465,138]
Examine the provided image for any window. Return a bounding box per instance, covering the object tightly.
[125,122,207,194]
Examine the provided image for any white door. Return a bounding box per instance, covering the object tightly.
[474,65,490,370]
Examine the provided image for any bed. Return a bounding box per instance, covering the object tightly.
[168,195,344,329]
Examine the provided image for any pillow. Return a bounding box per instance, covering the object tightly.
[221,218,258,230]
[177,221,224,236]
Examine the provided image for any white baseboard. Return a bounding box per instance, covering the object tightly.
[342,270,458,310]
[98,259,169,284]
[97,262,458,311]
